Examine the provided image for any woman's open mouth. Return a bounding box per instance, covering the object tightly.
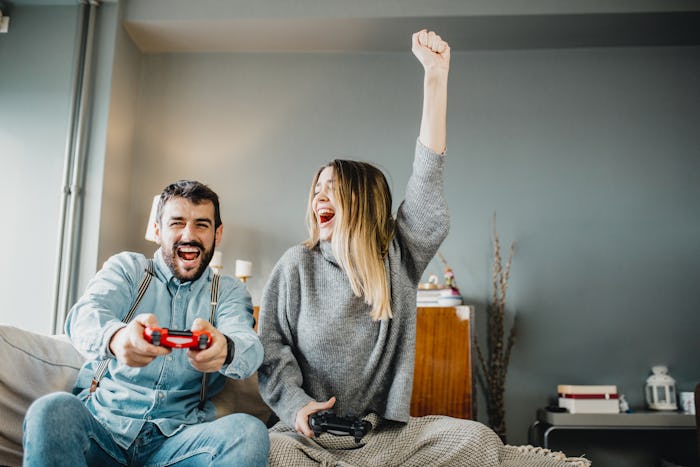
[318,208,335,225]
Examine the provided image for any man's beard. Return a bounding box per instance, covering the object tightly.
[163,239,216,282]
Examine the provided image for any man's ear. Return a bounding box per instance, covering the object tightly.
[153,222,162,246]
[214,224,223,247]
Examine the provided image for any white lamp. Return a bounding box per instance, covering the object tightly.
[645,365,677,410]
[235,259,252,283]
[210,250,223,274]
[144,195,160,242]
[0,8,10,34]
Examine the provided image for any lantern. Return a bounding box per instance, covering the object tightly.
[645,365,677,411]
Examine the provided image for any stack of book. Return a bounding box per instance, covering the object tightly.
[558,384,620,414]
[417,288,446,307]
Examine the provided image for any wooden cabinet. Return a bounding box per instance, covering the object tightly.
[411,306,473,419]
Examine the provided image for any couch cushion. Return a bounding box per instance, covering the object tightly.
[214,374,273,424]
[0,325,85,467]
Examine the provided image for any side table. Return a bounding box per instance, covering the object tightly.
[529,408,696,449]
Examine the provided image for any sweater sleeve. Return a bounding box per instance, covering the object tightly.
[257,253,314,428]
[394,139,450,283]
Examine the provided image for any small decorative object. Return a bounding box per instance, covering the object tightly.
[426,274,441,288]
[474,215,516,442]
[434,252,463,306]
[437,251,460,294]
[235,259,253,283]
[444,266,456,289]
[679,391,695,415]
[618,394,630,413]
[645,365,677,410]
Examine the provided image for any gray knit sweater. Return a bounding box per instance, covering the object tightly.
[258,141,449,429]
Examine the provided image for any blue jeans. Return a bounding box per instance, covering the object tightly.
[23,392,269,467]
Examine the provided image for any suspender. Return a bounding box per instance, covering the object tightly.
[89,260,221,411]
[90,260,155,393]
[199,273,220,409]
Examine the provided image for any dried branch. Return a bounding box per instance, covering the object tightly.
[473,338,492,388]
[504,314,518,370]
[474,214,517,443]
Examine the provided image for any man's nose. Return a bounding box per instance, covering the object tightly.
[181,223,196,240]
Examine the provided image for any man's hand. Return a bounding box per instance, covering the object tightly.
[187,318,228,373]
[294,396,336,438]
[412,29,450,74]
[109,313,171,367]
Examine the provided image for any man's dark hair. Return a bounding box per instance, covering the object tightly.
[157,180,222,228]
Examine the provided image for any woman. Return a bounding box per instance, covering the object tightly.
[257,30,503,466]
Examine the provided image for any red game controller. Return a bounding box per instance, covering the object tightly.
[144,327,212,350]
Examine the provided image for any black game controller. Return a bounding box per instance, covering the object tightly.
[309,411,371,443]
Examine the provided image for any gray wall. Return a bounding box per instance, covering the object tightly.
[97,1,142,267]
[0,6,78,333]
[104,45,700,448]
[454,46,700,446]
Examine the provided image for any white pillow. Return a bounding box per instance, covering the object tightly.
[0,325,85,467]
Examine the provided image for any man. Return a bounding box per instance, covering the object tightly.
[23,180,269,466]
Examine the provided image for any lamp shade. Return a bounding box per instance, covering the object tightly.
[210,250,223,274]
[144,195,160,242]
[235,260,252,278]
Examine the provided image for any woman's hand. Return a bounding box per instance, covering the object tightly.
[294,396,336,437]
[413,30,449,154]
[412,29,450,75]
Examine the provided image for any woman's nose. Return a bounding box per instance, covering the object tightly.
[317,184,331,200]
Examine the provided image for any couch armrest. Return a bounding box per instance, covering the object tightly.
[0,325,85,467]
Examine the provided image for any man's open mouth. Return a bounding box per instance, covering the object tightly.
[318,208,335,224]
[177,245,201,262]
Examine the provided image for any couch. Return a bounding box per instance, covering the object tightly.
[0,324,272,467]
[1,324,596,467]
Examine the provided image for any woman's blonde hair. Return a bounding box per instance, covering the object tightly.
[304,160,396,320]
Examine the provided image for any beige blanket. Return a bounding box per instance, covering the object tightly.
[268,414,591,467]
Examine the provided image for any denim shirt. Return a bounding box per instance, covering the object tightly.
[67,250,263,449]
